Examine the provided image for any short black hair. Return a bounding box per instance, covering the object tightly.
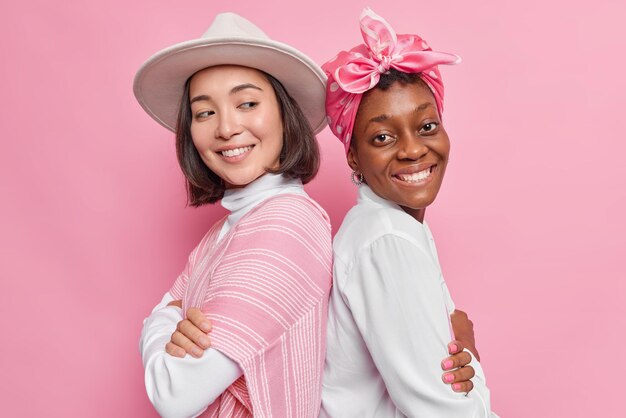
[175,71,320,206]
[375,68,427,90]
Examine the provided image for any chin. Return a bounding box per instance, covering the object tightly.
[400,195,437,210]
[226,171,265,187]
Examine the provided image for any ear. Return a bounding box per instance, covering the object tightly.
[347,145,359,172]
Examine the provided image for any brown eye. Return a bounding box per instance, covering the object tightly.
[239,102,258,110]
[419,122,439,134]
[195,110,214,120]
[373,134,393,144]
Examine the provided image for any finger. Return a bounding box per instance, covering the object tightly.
[165,341,186,358]
[177,319,211,349]
[456,365,476,382]
[187,308,212,333]
[448,340,464,354]
[441,350,472,370]
[170,330,204,358]
[442,365,476,385]
[452,379,474,394]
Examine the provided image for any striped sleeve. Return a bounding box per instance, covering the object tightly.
[202,195,332,417]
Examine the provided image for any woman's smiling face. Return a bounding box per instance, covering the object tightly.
[189,65,283,188]
[349,80,450,221]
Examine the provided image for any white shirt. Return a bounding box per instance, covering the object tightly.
[320,185,495,418]
[139,173,306,418]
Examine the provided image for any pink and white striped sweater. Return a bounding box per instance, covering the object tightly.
[169,194,333,417]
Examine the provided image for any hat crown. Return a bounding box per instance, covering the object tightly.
[201,12,269,40]
[134,12,327,134]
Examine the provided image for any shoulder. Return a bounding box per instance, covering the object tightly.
[227,193,332,275]
[257,193,329,218]
[214,195,333,310]
[333,203,434,289]
[334,202,421,259]
[336,233,443,307]
[241,193,331,234]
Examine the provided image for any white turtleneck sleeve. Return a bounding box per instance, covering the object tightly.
[140,174,306,417]
[140,293,243,418]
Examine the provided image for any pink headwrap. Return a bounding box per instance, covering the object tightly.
[322,8,461,153]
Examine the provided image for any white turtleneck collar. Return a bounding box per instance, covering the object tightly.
[218,173,306,241]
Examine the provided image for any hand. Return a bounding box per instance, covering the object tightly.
[450,309,480,361]
[441,340,475,394]
[165,306,213,359]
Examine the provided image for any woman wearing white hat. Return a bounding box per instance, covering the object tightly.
[136,12,478,418]
[136,12,332,418]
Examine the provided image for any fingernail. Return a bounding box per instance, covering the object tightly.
[442,360,454,370]
[202,322,211,332]
[444,373,455,383]
[192,348,203,357]
[448,343,458,353]
[452,383,462,391]
[199,336,210,347]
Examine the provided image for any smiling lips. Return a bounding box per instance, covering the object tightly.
[394,166,435,184]
[219,145,253,158]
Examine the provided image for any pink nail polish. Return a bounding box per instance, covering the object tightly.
[452,383,462,391]
[443,360,454,370]
[444,373,454,383]
[449,343,458,353]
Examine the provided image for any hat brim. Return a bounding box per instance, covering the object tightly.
[134,37,328,134]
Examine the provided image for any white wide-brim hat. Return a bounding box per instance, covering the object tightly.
[134,12,327,134]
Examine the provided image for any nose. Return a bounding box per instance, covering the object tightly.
[396,134,428,160]
[214,109,243,140]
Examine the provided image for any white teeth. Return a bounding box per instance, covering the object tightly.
[397,168,432,182]
[220,146,252,157]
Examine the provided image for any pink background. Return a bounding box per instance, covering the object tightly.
[1,0,624,416]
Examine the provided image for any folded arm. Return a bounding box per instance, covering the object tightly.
[140,293,243,418]
[345,235,492,417]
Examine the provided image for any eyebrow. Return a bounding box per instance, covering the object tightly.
[230,83,263,94]
[367,102,433,124]
[415,102,433,112]
[369,114,390,123]
[190,83,264,105]
[190,94,210,105]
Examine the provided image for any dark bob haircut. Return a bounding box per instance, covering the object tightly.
[175,70,320,207]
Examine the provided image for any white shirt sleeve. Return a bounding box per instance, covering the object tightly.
[139,293,244,418]
[342,235,492,418]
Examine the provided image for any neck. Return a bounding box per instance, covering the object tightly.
[401,206,426,223]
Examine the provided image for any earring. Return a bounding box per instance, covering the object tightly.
[351,170,363,185]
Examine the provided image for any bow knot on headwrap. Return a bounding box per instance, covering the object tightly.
[323,7,461,153]
[376,57,391,74]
